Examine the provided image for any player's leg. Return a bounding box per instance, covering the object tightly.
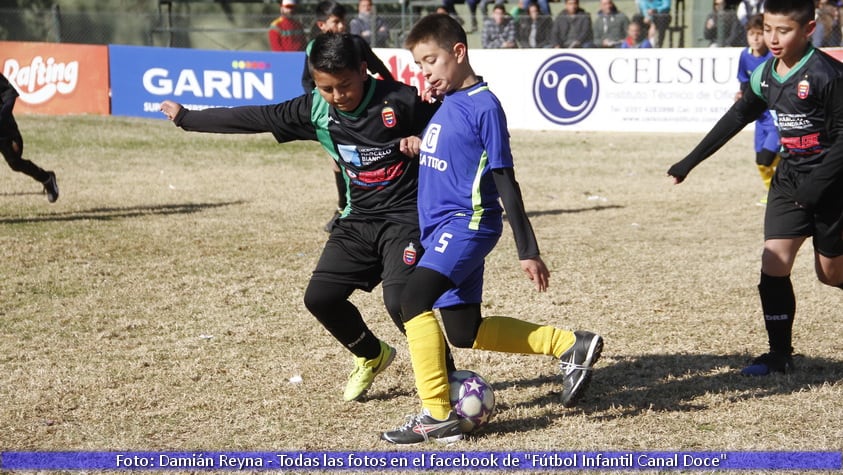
[381,266,462,445]
[304,221,395,401]
[440,298,600,408]
[744,167,808,375]
[0,130,57,202]
[810,191,843,287]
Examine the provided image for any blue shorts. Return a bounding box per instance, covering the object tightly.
[419,217,501,308]
[755,122,780,154]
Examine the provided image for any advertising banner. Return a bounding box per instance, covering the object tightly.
[378,47,744,133]
[109,45,306,119]
[0,41,110,115]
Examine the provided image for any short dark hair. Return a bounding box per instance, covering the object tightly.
[404,13,467,51]
[314,0,346,22]
[309,33,362,74]
[746,12,764,30]
[764,0,815,25]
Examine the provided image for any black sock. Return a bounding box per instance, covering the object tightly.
[758,272,795,355]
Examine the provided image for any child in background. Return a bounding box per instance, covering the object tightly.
[736,13,780,204]
[621,17,653,47]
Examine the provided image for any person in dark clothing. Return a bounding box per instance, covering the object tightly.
[162,33,455,403]
[0,73,58,203]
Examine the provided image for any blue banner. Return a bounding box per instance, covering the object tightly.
[108,45,306,119]
[1,451,841,471]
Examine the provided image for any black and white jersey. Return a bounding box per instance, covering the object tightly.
[751,46,843,171]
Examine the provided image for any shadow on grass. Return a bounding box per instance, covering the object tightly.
[486,352,843,436]
[0,201,246,224]
[502,204,624,222]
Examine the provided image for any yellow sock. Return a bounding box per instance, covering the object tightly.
[472,316,575,358]
[757,164,774,190]
[406,311,451,420]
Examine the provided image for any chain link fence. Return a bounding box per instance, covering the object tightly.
[0,3,422,51]
[0,0,696,50]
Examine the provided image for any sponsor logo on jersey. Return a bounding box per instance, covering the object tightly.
[532,53,599,125]
[421,124,440,153]
[382,106,396,128]
[797,79,810,99]
[403,242,417,265]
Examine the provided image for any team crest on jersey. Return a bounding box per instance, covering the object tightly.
[382,107,396,128]
[403,242,417,265]
[797,79,810,99]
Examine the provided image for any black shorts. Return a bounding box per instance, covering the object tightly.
[310,217,423,292]
[765,161,843,257]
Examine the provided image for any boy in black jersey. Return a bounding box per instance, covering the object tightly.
[161,33,449,402]
[0,73,59,203]
[668,0,843,376]
[301,1,396,232]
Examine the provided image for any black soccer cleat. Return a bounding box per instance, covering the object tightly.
[42,171,59,203]
[741,352,794,376]
[558,331,603,407]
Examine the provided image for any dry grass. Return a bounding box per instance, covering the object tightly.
[1,115,841,473]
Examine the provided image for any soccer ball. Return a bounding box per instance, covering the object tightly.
[448,370,495,433]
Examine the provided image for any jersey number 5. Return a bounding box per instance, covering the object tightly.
[434,233,453,253]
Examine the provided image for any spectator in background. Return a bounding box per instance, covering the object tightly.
[813,0,841,47]
[620,16,653,47]
[268,0,307,51]
[593,0,629,47]
[736,0,764,25]
[349,0,391,46]
[638,0,670,47]
[703,0,745,47]
[518,1,554,47]
[551,0,593,48]
[482,4,518,48]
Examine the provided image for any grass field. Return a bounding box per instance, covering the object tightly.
[1,115,841,473]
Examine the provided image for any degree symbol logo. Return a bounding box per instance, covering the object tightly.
[533,53,599,125]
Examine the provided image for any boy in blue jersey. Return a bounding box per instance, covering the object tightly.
[736,14,780,203]
[380,14,604,445]
[668,0,843,376]
[161,33,454,403]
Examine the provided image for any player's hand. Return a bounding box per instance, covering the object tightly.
[520,256,549,292]
[667,163,687,184]
[160,100,183,121]
[422,85,442,104]
[400,136,422,157]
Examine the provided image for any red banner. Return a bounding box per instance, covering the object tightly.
[0,41,110,115]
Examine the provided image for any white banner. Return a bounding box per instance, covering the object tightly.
[378,47,744,133]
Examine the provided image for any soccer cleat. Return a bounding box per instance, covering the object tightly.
[558,330,603,407]
[42,171,59,203]
[380,408,463,445]
[343,340,395,402]
[741,352,794,376]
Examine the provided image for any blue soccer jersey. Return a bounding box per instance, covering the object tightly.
[738,47,776,131]
[417,81,512,237]
[416,81,513,307]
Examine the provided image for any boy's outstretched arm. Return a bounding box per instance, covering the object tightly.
[668,89,767,183]
[492,167,549,292]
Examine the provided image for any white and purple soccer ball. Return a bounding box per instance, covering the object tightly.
[448,370,495,433]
